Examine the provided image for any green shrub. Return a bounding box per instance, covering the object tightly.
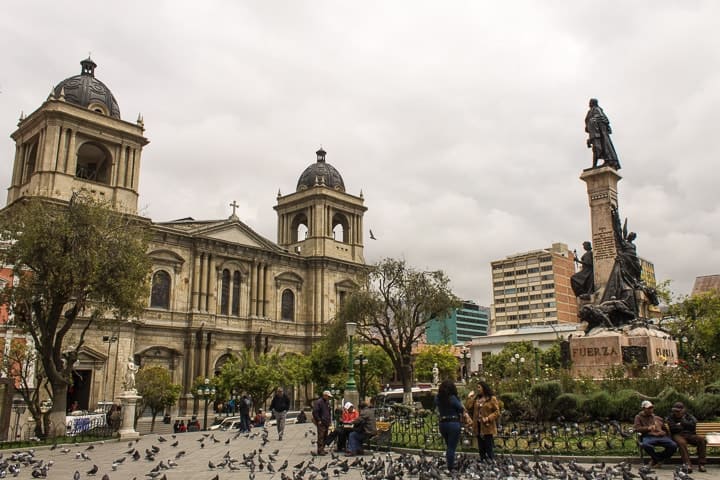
[584,391,613,420]
[552,393,582,421]
[704,382,720,395]
[498,392,524,422]
[692,393,720,420]
[610,389,645,422]
[528,381,562,421]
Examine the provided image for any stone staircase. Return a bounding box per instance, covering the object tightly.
[136,417,174,436]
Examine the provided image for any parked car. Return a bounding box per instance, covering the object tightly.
[209,416,242,431]
[267,411,301,426]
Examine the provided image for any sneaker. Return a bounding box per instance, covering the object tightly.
[649,460,662,469]
[684,464,693,473]
[698,465,707,472]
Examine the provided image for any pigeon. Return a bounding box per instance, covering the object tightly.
[87,464,98,475]
[369,229,377,240]
[158,436,167,443]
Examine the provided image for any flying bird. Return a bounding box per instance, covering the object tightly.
[369,229,377,240]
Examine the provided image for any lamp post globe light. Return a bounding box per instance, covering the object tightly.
[460,346,471,381]
[196,378,216,430]
[354,350,368,400]
[510,353,525,374]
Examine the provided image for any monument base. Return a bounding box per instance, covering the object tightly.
[117,390,142,440]
[569,325,677,378]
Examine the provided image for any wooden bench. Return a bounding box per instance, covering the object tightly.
[366,421,394,452]
[696,422,720,448]
[639,421,720,460]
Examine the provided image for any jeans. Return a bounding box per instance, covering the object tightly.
[348,430,367,453]
[439,421,461,470]
[641,435,677,462]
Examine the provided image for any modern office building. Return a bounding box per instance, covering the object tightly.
[691,274,720,296]
[490,242,578,332]
[426,301,489,344]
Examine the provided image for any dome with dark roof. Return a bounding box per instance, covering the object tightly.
[53,58,121,118]
[296,149,345,192]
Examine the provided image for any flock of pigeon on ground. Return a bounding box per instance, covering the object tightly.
[0,425,706,480]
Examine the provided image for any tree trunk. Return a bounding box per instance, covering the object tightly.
[151,412,157,433]
[401,364,413,405]
[48,382,69,439]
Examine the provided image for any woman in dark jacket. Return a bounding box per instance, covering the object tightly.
[435,379,466,471]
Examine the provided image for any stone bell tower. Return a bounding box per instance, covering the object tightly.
[7,57,148,214]
[274,148,366,264]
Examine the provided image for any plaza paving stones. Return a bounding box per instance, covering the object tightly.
[0,423,715,479]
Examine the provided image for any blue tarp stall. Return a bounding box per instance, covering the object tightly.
[66,413,106,436]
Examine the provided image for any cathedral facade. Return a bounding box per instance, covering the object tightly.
[4,58,367,414]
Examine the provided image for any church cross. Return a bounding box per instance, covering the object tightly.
[229,200,239,217]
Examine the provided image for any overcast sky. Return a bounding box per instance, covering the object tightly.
[2,1,719,306]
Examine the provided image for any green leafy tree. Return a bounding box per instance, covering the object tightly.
[355,344,394,398]
[215,349,285,411]
[0,193,151,434]
[340,258,459,402]
[309,339,345,390]
[665,290,720,362]
[136,366,182,432]
[0,341,52,437]
[415,344,458,382]
[281,352,313,406]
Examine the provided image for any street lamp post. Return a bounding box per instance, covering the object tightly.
[196,378,216,430]
[12,399,26,439]
[533,341,540,378]
[354,350,368,400]
[460,346,471,381]
[345,322,357,391]
[510,353,525,375]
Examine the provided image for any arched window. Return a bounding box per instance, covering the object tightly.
[232,271,241,316]
[332,212,350,243]
[281,289,295,321]
[220,269,231,315]
[75,142,111,184]
[150,270,171,309]
[290,213,309,243]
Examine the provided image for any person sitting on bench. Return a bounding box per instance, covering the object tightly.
[346,400,376,456]
[634,400,677,468]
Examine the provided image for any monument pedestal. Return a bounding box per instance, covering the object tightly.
[117,390,142,440]
[579,166,622,300]
[570,327,677,378]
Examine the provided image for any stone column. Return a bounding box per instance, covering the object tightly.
[579,166,622,300]
[117,390,142,440]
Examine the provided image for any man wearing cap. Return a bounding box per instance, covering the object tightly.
[634,400,677,467]
[269,387,291,441]
[666,402,707,473]
[312,390,333,455]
